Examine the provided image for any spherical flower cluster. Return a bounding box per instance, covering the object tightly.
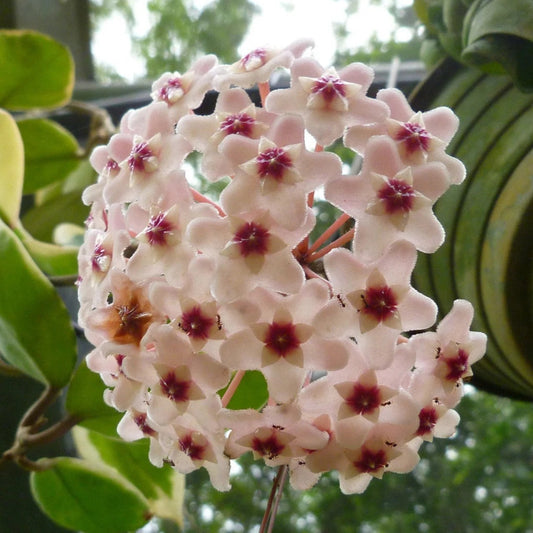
[78,39,486,494]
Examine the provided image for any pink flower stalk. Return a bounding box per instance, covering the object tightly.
[78,41,486,495]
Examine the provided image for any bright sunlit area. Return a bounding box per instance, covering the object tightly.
[90,0,416,83]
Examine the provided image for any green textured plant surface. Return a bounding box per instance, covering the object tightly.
[74,427,185,527]
[30,457,151,533]
[0,109,24,224]
[0,219,76,387]
[0,30,74,109]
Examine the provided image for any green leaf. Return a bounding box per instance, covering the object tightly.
[18,118,81,194]
[225,370,269,410]
[0,219,76,387]
[73,427,185,527]
[462,0,533,90]
[22,190,89,243]
[14,224,79,277]
[0,30,74,110]
[0,109,24,224]
[65,360,122,437]
[30,457,151,533]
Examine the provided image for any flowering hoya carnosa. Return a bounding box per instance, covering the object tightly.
[78,38,486,495]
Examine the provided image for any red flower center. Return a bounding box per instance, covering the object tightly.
[354,447,388,473]
[180,306,214,340]
[346,383,382,415]
[377,178,416,214]
[444,348,470,382]
[220,113,255,137]
[240,48,267,70]
[160,371,191,403]
[311,73,346,103]
[158,76,183,104]
[145,212,174,246]
[251,433,285,460]
[256,147,292,181]
[395,122,431,155]
[264,322,300,357]
[233,221,270,257]
[179,433,205,461]
[104,158,120,177]
[128,141,156,173]
[416,406,439,436]
[91,244,110,273]
[360,286,398,323]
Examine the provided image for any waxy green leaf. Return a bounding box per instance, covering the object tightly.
[74,427,185,527]
[14,223,79,276]
[0,109,24,224]
[0,30,74,110]
[0,219,76,386]
[65,360,122,437]
[22,190,90,244]
[225,370,269,410]
[30,457,151,533]
[18,118,81,194]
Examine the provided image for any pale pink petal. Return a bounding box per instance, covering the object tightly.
[220,329,262,369]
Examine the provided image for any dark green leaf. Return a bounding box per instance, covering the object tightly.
[18,119,81,194]
[15,225,79,277]
[65,360,122,437]
[462,0,533,90]
[0,219,76,386]
[22,190,90,243]
[0,30,74,110]
[30,457,151,533]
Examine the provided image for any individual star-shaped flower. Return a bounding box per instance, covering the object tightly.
[151,54,219,121]
[407,374,461,442]
[186,209,306,302]
[299,339,416,432]
[337,423,420,494]
[220,403,329,467]
[326,135,450,260]
[213,38,314,90]
[219,280,349,402]
[80,269,163,347]
[77,214,131,308]
[150,396,231,491]
[219,114,342,230]
[345,87,465,184]
[143,324,230,425]
[266,57,389,146]
[319,240,437,367]
[408,299,487,405]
